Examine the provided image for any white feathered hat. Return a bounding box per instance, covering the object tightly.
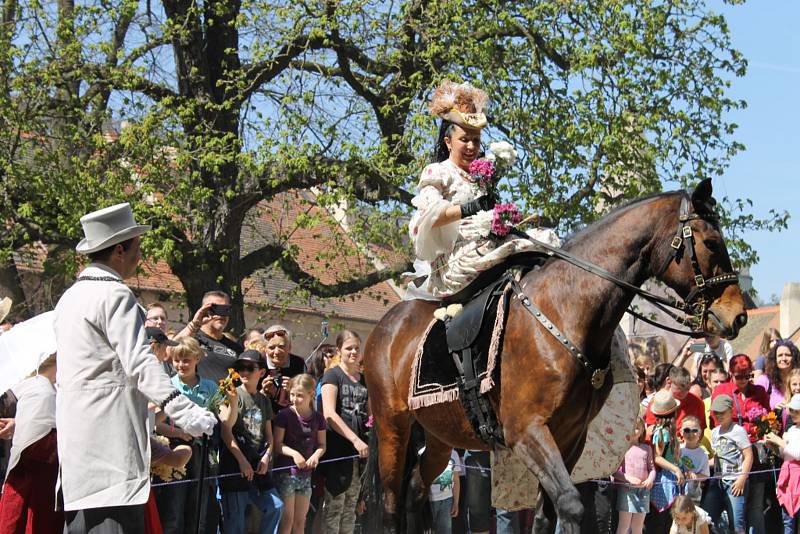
[429,80,489,130]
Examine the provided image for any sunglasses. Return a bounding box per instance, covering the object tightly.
[237,363,259,373]
[733,373,753,380]
[776,339,796,348]
[682,428,700,434]
[265,329,288,340]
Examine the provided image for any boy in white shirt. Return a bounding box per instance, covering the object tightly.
[429,449,461,534]
[709,394,752,534]
[679,415,710,504]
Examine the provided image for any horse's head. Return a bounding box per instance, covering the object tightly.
[655,179,748,339]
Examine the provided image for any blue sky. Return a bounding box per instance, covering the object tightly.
[717,2,800,303]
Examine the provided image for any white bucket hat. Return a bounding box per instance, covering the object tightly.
[75,203,151,254]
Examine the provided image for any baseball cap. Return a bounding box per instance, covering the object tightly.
[145,327,179,347]
[710,394,733,413]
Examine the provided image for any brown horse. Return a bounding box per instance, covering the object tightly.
[363,179,748,533]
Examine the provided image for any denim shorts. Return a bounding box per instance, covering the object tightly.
[274,473,312,498]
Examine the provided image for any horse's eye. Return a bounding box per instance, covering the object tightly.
[703,239,719,252]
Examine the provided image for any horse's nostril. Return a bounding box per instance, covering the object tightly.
[734,313,748,329]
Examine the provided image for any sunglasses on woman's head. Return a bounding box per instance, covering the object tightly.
[265,329,287,340]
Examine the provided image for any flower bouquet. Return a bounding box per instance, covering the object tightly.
[752,410,782,440]
[467,141,518,195]
[204,367,242,415]
[491,203,523,237]
[150,435,188,481]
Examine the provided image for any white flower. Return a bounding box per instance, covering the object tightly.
[485,152,496,163]
[488,141,517,167]
[472,209,494,238]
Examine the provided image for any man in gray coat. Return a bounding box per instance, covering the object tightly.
[55,203,217,533]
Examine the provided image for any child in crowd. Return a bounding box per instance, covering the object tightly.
[155,336,222,534]
[650,390,685,516]
[778,369,800,432]
[709,394,752,534]
[219,349,284,534]
[320,330,369,534]
[766,393,800,533]
[614,418,654,534]
[679,415,709,505]
[429,448,461,534]
[273,374,327,534]
[669,495,711,534]
[0,354,63,533]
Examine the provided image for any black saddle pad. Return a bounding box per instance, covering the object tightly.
[407,287,510,409]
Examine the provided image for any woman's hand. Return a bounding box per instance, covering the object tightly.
[306,454,320,470]
[460,195,495,218]
[353,437,369,459]
[256,452,270,475]
[764,431,785,449]
[673,468,685,486]
[238,459,255,481]
[731,474,747,496]
[642,477,654,490]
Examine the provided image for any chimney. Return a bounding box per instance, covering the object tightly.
[781,283,800,339]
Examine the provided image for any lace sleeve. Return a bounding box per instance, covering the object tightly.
[409,163,459,261]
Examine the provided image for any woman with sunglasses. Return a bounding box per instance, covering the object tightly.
[689,353,725,401]
[755,340,800,411]
[709,355,770,534]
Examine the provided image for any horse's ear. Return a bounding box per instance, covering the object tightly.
[691,178,715,208]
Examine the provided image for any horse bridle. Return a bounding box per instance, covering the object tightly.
[647,194,740,334]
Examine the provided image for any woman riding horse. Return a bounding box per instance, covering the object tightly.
[406,80,559,299]
[365,80,749,534]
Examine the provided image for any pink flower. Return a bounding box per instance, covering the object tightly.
[468,158,497,190]
[490,202,522,237]
[366,415,375,428]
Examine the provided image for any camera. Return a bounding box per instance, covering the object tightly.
[209,303,232,317]
[272,373,283,389]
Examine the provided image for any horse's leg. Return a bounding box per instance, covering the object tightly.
[375,410,413,528]
[512,421,583,534]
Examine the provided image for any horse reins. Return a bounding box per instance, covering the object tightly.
[512,193,739,338]
[509,191,740,389]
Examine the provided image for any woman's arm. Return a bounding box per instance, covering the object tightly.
[321,383,368,458]
[451,472,460,517]
[257,420,273,475]
[220,416,254,481]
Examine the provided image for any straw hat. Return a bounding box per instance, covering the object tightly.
[651,390,680,416]
[0,297,11,323]
[75,203,151,254]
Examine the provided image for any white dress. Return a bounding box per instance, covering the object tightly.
[408,159,560,299]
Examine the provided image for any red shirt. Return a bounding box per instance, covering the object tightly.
[709,381,770,442]
[645,391,707,432]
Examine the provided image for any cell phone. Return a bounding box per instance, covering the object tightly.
[209,303,232,317]
[689,342,706,353]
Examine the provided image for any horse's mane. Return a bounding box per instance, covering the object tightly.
[561,190,683,253]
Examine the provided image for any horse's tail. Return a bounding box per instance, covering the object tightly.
[360,421,430,534]
[359,428,385,532]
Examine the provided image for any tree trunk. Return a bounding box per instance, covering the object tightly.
[0,257,27,321]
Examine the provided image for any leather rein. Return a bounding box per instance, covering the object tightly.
[516,193,739,338]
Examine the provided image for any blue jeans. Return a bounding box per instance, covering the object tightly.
[430,498,453,534]
[720,479,748,533]
[221,485,283,534]
[782,507,799,534]
[495,508,519,534]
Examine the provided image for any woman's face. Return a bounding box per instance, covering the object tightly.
[733,368,752,391]
[776,346,794,371]
[338,337,362,366]
[790,377,800,395]
[445,125,481,170]
[700,361,718,383]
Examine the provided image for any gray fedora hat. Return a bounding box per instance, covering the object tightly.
[76,203,151,254]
